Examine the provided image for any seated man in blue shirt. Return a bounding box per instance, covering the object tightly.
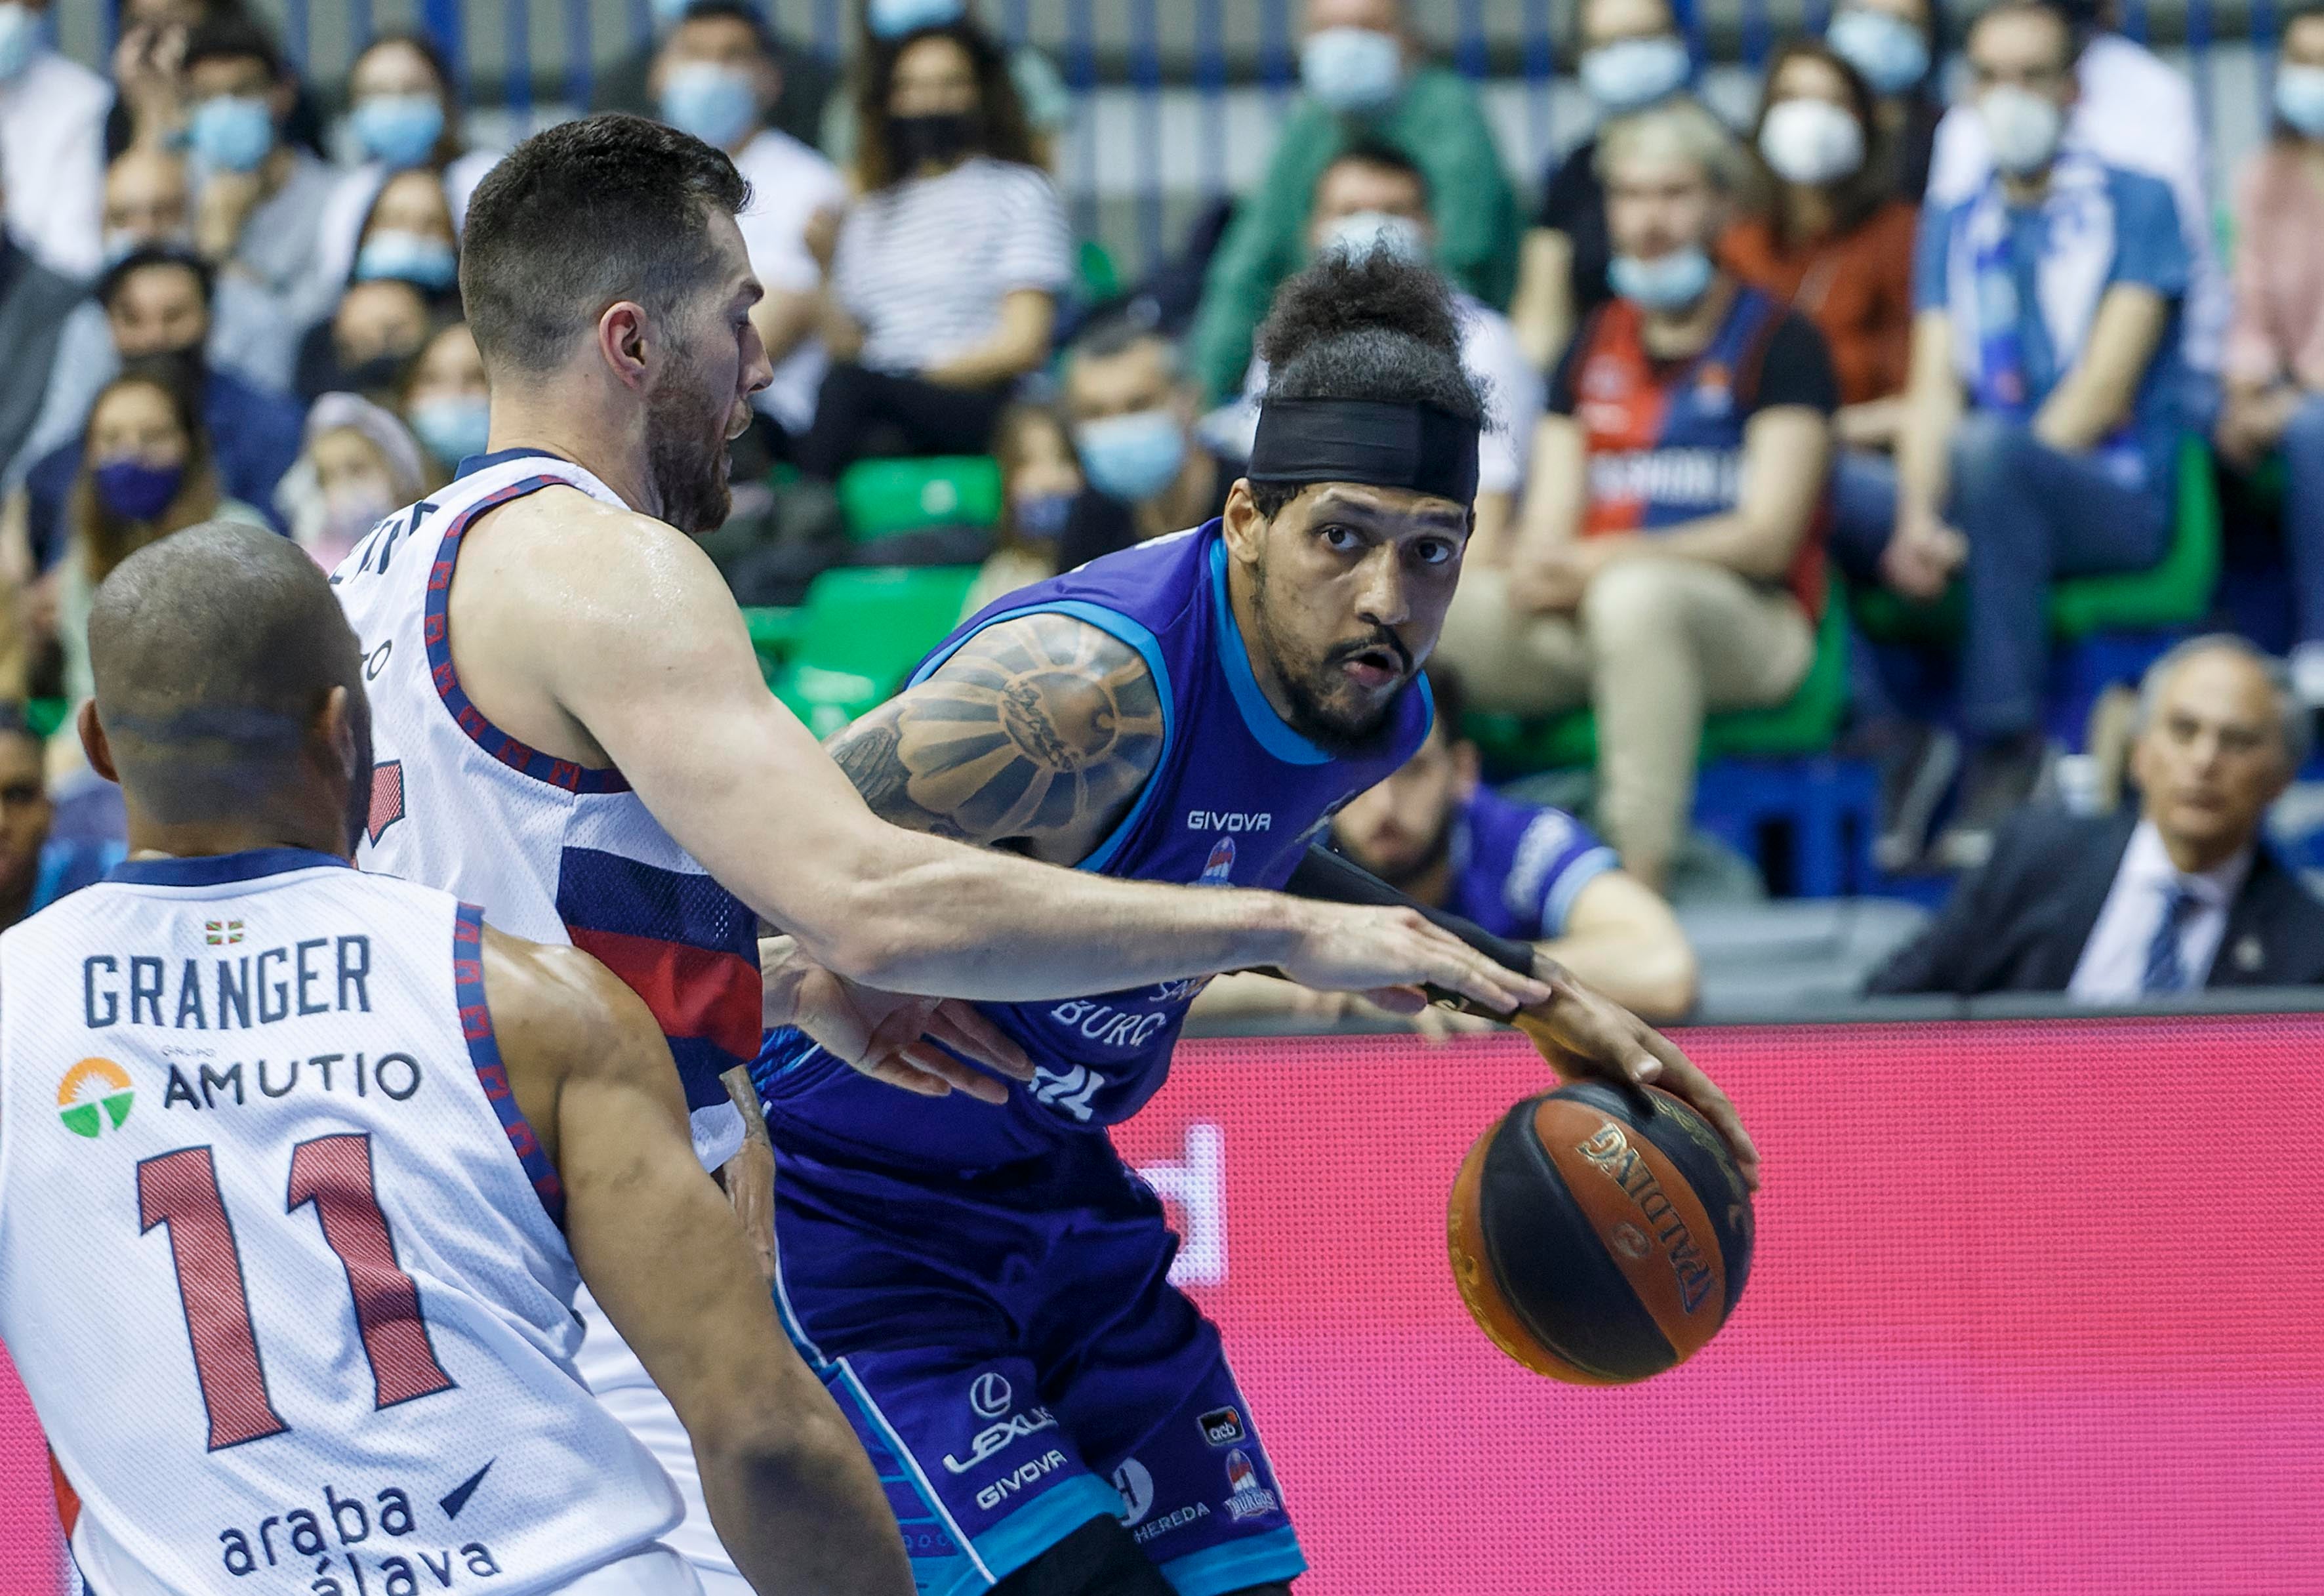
[1851,0,2195,865]
[1194,666,1700,1025]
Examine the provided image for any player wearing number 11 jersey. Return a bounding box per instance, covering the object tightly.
[0,525,910,1596]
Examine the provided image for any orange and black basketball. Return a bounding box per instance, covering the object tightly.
[1448,1081,1754,1384]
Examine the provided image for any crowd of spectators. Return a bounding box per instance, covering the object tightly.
[0,0,2315,1013]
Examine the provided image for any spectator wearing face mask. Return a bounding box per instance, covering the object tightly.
[1879,0,2195,867]
[591,0,840,154]
[1822,0,1944,200]
[1437,100,1839,894]
[653,3,849,447]
[52,367,268,703]
[17,150,300,493]
[1724,40,1917,561]
[1508,0,1699,374]
[0,0,106,279]
[824,0,1073,175]
[1213,143,1541,557]
[310,33,500,297]
[793,20,1070,480]
[181,16,338,328]
[273,391,429,572]
[14,249,302,565]
[960,403,1084,618]
[106,0,329,163]
[1053,314,1232,575]
[1186,0,1521,403]
[0,174,89,483]
[398,319,490,480]
[1926,0,2224,396]
[2218,2,2324,710]
[299,277,435,407]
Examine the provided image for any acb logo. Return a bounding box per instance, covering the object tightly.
[56,1058,134,1140]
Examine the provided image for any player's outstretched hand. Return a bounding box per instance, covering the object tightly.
[764,936,1034,1104]
[1513,958,1761,1190]
[1278,905,1553,1017]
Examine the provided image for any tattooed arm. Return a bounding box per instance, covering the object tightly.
[826,613,1166,864]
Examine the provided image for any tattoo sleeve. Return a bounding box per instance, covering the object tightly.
[823,613,1165,853]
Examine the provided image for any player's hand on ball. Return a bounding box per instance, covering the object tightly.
[763,936,1034,1104]
[1280,905,1553,1017]
[1514,958,1761,1190]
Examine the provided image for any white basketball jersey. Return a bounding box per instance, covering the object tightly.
[331,451,757,1173]
[0,851,685,1596]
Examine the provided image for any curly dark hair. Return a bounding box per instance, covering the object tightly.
[1249,250,1488,518]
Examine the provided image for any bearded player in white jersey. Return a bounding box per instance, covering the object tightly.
[0,523,908,1595]
[329,113,1692,1593]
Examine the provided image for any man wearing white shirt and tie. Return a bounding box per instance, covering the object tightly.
[1869,637,2324,998]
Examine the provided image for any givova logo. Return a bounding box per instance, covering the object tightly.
[57,1058,134,1139]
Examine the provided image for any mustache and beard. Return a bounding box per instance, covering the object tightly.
[1248,553,1416,755]
[644,352,739,537]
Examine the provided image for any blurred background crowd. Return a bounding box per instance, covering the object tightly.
[3,0,2321,1023]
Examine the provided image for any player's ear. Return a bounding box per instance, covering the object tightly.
[1221,478,1269,564]
[596,301,653,393]
[77,701,118,785]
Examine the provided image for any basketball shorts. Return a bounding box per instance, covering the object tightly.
[767,1124,1306,1596]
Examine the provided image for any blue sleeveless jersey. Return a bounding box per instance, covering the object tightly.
[758,522,1432,1170]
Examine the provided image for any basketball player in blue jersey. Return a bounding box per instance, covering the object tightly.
[752,251,1761,1596]
[0,524,908,1595]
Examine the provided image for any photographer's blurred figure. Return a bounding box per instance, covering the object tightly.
[1197,667,1700,1029]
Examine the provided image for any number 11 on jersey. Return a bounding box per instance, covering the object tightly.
[138,1134,456,1451]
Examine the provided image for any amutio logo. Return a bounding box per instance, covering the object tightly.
[56,1058,134,1140]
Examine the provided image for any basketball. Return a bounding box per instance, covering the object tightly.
[1448,1082,1755,1385]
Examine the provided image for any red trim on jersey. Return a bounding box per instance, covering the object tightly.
[49,1448,78,1538]
[565,927,764,1062]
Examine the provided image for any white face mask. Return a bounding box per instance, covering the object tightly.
[1322,209,1430,265]
[1980,84,2065,176]
[1757,96,1867,186]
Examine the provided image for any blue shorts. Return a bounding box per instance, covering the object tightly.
[766,1122,1305,1596]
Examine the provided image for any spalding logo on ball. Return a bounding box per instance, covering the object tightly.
[1448,1081,1754,1383]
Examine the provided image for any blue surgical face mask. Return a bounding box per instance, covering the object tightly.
[190,94,276,173]
[1322,209,1431,266]
[1301,27,1406,115]
[408,395,491,468]
[868,0,966,39]
[1012,491,1073,541]
[1826,9,1931,96]
[659,62,760,151]
[94,457,186,522]
[2277,64,2324,140]
[0,3,39,83]
[355,228,457,291]
[351,92,446,169]
[1608,246,1715,312]
[1075,409,1189,504]
[1580,35,1690,113]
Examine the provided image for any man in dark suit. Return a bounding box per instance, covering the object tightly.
[1870,636,2324,996]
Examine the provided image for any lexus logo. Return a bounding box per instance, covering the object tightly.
[970,1372,1013,1419]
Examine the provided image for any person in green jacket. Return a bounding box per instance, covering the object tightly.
[1187,0,1522,401]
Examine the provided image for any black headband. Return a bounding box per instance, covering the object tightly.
[1246,398,1480,508]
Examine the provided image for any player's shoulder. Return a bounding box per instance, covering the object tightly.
[479,922,662,1065]
[462,487,735,630]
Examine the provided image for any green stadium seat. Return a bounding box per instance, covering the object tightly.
[771,565,980,737]
[741,606,805,685]
[836,456,1003,541]
[1854,434,2221,643]
[1076,238,1122,302]
[1467,579,1851,776]
[26,699,66,740]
